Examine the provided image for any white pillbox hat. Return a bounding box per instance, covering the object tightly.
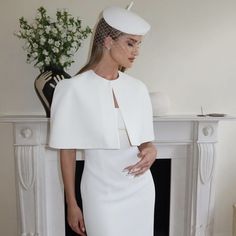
[103,5,151,35]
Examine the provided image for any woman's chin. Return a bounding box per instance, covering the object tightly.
[122,63,133,68]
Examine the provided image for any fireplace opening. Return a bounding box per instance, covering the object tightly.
[151,159,171,236]
[65,160,171,236]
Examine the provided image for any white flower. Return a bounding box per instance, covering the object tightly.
[32,22,38,28]
[32,52,38,58]
[55,41,60,47]
[52,47,59,53]
[33,43,38,48]
[43,50,48,56]
[68,25,73,31]
[26,47,32,53]
[67,36,72,41]
[38,30,44,35]
[40,37,46,45]
[45,26,51,34]
[72,27,77,33]
[61,32,67,38]
[75,32,82,39]
[57,24,63,31]
[72,42,77,48]
[45,57,50,64]
[26,30,32,36]
[67,48,75,55]
[52,28,57,34]
[59,55,67,65]
[37,62,44,67]
[48,39,54,44]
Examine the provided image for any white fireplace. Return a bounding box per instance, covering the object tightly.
[0,114,234,236]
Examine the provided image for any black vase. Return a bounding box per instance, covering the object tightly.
[34,66,71,117]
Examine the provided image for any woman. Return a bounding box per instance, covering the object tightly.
[49,5,157,236]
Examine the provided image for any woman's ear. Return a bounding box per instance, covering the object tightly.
[104,36,113,50]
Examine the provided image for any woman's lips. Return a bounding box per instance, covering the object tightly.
[129,58,135,62]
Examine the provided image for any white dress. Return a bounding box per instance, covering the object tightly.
[81,108,155,236]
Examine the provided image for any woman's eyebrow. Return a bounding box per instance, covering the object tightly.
[127,38,142,44]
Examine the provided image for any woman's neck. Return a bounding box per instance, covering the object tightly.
[92,58,119,81]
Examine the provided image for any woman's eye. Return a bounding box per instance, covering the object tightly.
[127,42,134,47]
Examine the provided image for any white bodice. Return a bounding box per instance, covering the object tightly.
[115,108,126,130]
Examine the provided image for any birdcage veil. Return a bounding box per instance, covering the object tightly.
[93,18,123,46]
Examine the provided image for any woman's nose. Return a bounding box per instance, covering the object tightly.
[133,46,139,56]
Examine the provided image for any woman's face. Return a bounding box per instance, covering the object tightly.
[109,34,143,68]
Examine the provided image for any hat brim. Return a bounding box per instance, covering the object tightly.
[103,6,151,35]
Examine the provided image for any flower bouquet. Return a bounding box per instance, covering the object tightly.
[15,6,92,117]
[15,6,92,71]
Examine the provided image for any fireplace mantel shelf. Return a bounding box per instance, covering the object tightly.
[0,114,235,236]
[0,114,235,123]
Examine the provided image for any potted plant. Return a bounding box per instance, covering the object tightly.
[15,6,92,117]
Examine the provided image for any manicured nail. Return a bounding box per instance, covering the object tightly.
[127,174,135,179]
[125,172,134,177]
[130,168,139,173]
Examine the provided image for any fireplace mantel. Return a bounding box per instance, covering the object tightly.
[0,114,234,236]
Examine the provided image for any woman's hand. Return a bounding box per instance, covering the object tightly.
[124,142,157,176]
[67,204,86,236]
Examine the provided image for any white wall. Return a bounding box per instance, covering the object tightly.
[0,0,236,235]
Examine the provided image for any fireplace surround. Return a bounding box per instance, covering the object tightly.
[0,114,234,236]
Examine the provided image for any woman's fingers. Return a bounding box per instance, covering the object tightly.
[132,167,148,176]
[124,149,156,176]
[69,221,80,234]
[70,220,86,236]
[67,205,86,236]
[124,158,150,176]
[79,217,86,235]
[131,165,149,175]
[71,224,82,235]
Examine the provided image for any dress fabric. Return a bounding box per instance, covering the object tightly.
[81,108,155,236]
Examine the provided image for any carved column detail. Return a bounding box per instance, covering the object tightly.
[15,146,36,191]
[191,122,218,236]
[13,123,43,236]
[15,145,40,236]
[198,143,215,185]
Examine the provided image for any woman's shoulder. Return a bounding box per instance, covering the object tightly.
[63,70,90,82]
[55,70,91,88]
[119,71,148,91]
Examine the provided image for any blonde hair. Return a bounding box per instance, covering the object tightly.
[77,18,126,74]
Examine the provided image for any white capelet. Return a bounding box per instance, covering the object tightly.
[49,70,154,149]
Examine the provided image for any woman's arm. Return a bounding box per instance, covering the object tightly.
[124,142,157,176]
[60,149,86,236]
